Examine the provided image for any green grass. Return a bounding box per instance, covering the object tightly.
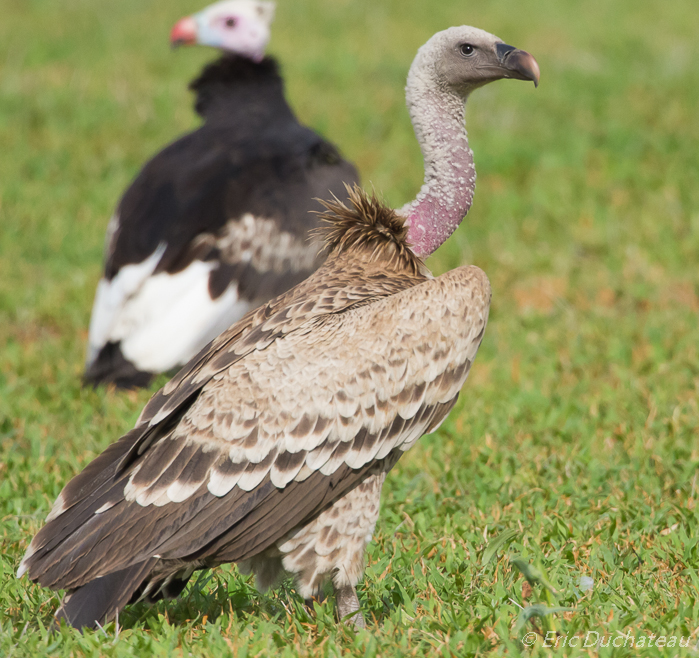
[1,0,699,655]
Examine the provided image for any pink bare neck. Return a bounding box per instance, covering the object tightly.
[400,69,476,259]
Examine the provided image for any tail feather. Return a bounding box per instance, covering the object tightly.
[83,341,154,389]
[55,558,157,631]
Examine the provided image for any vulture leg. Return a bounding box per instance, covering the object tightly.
[334,584,365,628]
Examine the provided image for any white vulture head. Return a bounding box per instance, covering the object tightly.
[170,0,276,61]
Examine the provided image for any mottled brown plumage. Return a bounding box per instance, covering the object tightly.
[20,188,489,629]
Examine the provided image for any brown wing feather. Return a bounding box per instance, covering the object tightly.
[31,259,423,537]
[22,263,489,595]
[137,257,425,429]
[21,192,490,625]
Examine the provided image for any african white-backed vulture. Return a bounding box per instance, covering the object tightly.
[21,25,538,629]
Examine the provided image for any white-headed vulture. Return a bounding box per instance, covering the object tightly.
[84,0,358,388]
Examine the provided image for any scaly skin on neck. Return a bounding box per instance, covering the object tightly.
[400,51,476,259]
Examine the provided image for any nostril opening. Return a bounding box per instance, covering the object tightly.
[495,43,517,61]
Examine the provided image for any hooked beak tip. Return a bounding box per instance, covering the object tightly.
[509,49,540,87]
[496,43,540,87]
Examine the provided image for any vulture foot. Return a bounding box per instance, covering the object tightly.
[334,584,366,629]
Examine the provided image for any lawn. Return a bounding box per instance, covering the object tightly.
[1,0,698,655]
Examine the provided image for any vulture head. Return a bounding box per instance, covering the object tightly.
[170,0,276,61]
[415,25,539,95]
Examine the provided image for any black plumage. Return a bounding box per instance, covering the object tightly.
[85,55,358,388]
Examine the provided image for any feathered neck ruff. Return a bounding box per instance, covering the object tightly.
[189,55,284,118]
[317,185,426,276]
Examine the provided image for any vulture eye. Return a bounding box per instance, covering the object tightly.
[225,17,237,27]
[459,43,475,57]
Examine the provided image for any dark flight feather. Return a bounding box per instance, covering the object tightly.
[56,559,158,630]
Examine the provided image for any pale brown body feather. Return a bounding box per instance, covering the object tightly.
[20,189,490,627]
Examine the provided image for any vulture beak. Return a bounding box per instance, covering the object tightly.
[170,16,198,48]
[496,43,540,87]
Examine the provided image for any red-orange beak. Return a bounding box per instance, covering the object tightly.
[170,16,198,47]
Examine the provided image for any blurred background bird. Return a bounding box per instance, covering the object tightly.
[83,0,358,389]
